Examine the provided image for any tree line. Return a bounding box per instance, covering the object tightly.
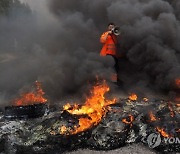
[0,0,31,16]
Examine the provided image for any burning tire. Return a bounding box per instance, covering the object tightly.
[4,103,48,119]
[87,110,130,150]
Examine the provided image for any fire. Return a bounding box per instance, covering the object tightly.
[149,111,158,122]
[60,80,116,135]
[14,81,47,106]
[122,114,134,127]
[175,78,180,88]
[175,79,180,103]
[156,127,171,138]
[168,103,175,117]
[60,126,67,134]
[128,93,137,101]
[143,97,148,102]
[63,103,71,110]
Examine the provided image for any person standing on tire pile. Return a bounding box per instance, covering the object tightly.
[100,22,121,84]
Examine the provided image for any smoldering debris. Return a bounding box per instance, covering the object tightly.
[0,98,179,154]
[0,1,179,153]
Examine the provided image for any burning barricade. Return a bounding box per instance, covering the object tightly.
[0,80,179,153]
[4,81,48,119]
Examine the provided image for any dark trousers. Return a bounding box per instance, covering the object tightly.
[107,54,119,73]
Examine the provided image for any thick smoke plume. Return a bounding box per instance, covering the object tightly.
[0,0,179,106]
[0,0,114,106]
[48,0,180,97]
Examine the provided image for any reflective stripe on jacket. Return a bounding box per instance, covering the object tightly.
[100,31,117,56]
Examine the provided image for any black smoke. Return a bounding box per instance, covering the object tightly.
[0,0,179,106]
[0,0,114,106]
[48,0,180,97]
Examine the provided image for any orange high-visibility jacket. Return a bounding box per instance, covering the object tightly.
[100,31,118,56]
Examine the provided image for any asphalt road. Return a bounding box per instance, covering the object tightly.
[67,143,157,154]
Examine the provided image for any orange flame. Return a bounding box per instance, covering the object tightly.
[122,114,134,127]
[168,103,175,117]
[14,81,47,106]
[60,126,67,134]
[175,78,180,88]
[128,93,137,101]
[143,97,148,102]
[156,127,171,138]
[175,78,180,103]
[60,80,116,135]
[149,111,158,122]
